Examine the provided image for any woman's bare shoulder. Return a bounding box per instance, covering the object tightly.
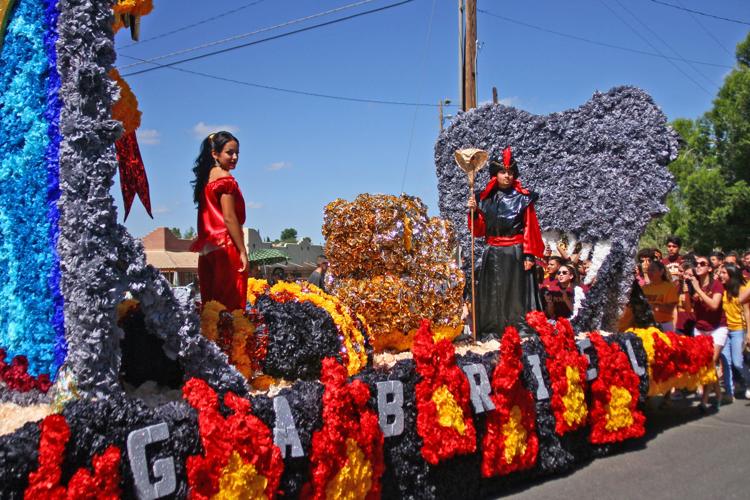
[208,167,233,183]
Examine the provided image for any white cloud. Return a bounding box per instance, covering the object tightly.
[137,128,160,145]
[265,161,291,171]
[246,201,264,209]
[192,121,240,139]
[153,205,170,214]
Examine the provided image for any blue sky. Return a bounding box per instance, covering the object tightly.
[115,0,750,243]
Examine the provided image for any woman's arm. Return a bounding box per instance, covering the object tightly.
[689,277,722,310]
[220,193,248,273]
[467,194,486,237]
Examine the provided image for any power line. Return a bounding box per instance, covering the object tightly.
[118,0,380,70]
[121,53,452,107]
[674,0,734,56]
[597,0,714,95]
[648,0,750,26]
[118,0,270,49]
[613,0,720,88]
[478,9,732,69]
[122,0,415,77]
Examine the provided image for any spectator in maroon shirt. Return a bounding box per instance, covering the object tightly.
[541,263,585,320]
[687,254,726,412]
[661,236,682,269]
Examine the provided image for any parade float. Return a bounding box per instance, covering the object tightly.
[0,0,718,498]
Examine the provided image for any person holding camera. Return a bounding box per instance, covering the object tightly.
[687,254,726,411]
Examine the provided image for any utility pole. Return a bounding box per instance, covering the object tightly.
[492,86,498,104]
[463,0,477,111]
[458,0,465,111]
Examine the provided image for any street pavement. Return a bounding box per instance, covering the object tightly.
[498,394,750,499]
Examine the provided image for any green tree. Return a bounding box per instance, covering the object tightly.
[280,228,298,242]
[642,31,750,253]
[183,227,196,239]
[708,35,750,184]
[169,227,181,238]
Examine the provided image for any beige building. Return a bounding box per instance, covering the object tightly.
[142,227,198,286]
[142,227,326,286]
[244,228,324,279]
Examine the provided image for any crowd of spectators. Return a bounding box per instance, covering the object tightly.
[538,235,750,410]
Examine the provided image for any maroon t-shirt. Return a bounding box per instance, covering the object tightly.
[662,255,683,266]
[693,279,726,331]
[541,277,557,289]
[542,283,574,319]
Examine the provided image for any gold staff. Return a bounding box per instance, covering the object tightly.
[454,148,488,341]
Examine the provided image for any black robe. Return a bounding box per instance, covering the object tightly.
[471,187,543,340]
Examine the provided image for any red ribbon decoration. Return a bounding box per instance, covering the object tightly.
[115,131,153,221]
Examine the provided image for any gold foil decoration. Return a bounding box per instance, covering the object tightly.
[324,194,464,351]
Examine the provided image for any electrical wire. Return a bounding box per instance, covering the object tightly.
[119,0,379,70]
[613,0,720,88]
[648,0,750,26]
[597,0,714,95]
[401,0,438,193]
[674,0,734,56]
[120,53,451,107]
[478,9,732,69]
[118,0,270,49]
[121,0,414,76]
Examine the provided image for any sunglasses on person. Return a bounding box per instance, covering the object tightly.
[557,270,570,276]
[696,261,709,267]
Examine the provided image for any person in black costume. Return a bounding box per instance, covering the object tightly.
[467,147,544,340]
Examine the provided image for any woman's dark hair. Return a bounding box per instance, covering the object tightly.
[647,260,669,282]
[722,263,745,298]
[636,248,655,261]
[191,131,239,206]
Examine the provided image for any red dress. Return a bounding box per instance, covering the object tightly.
[190,177,247,310]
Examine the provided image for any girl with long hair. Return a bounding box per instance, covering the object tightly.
[542,262,585,320]
[189,131,248,310]
[686,254,726,411]
[642,260,679,332]
[717,263,750,401]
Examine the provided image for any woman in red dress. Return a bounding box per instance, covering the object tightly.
[190,131,248,310]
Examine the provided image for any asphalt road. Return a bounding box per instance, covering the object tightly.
[499,395,750,499]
